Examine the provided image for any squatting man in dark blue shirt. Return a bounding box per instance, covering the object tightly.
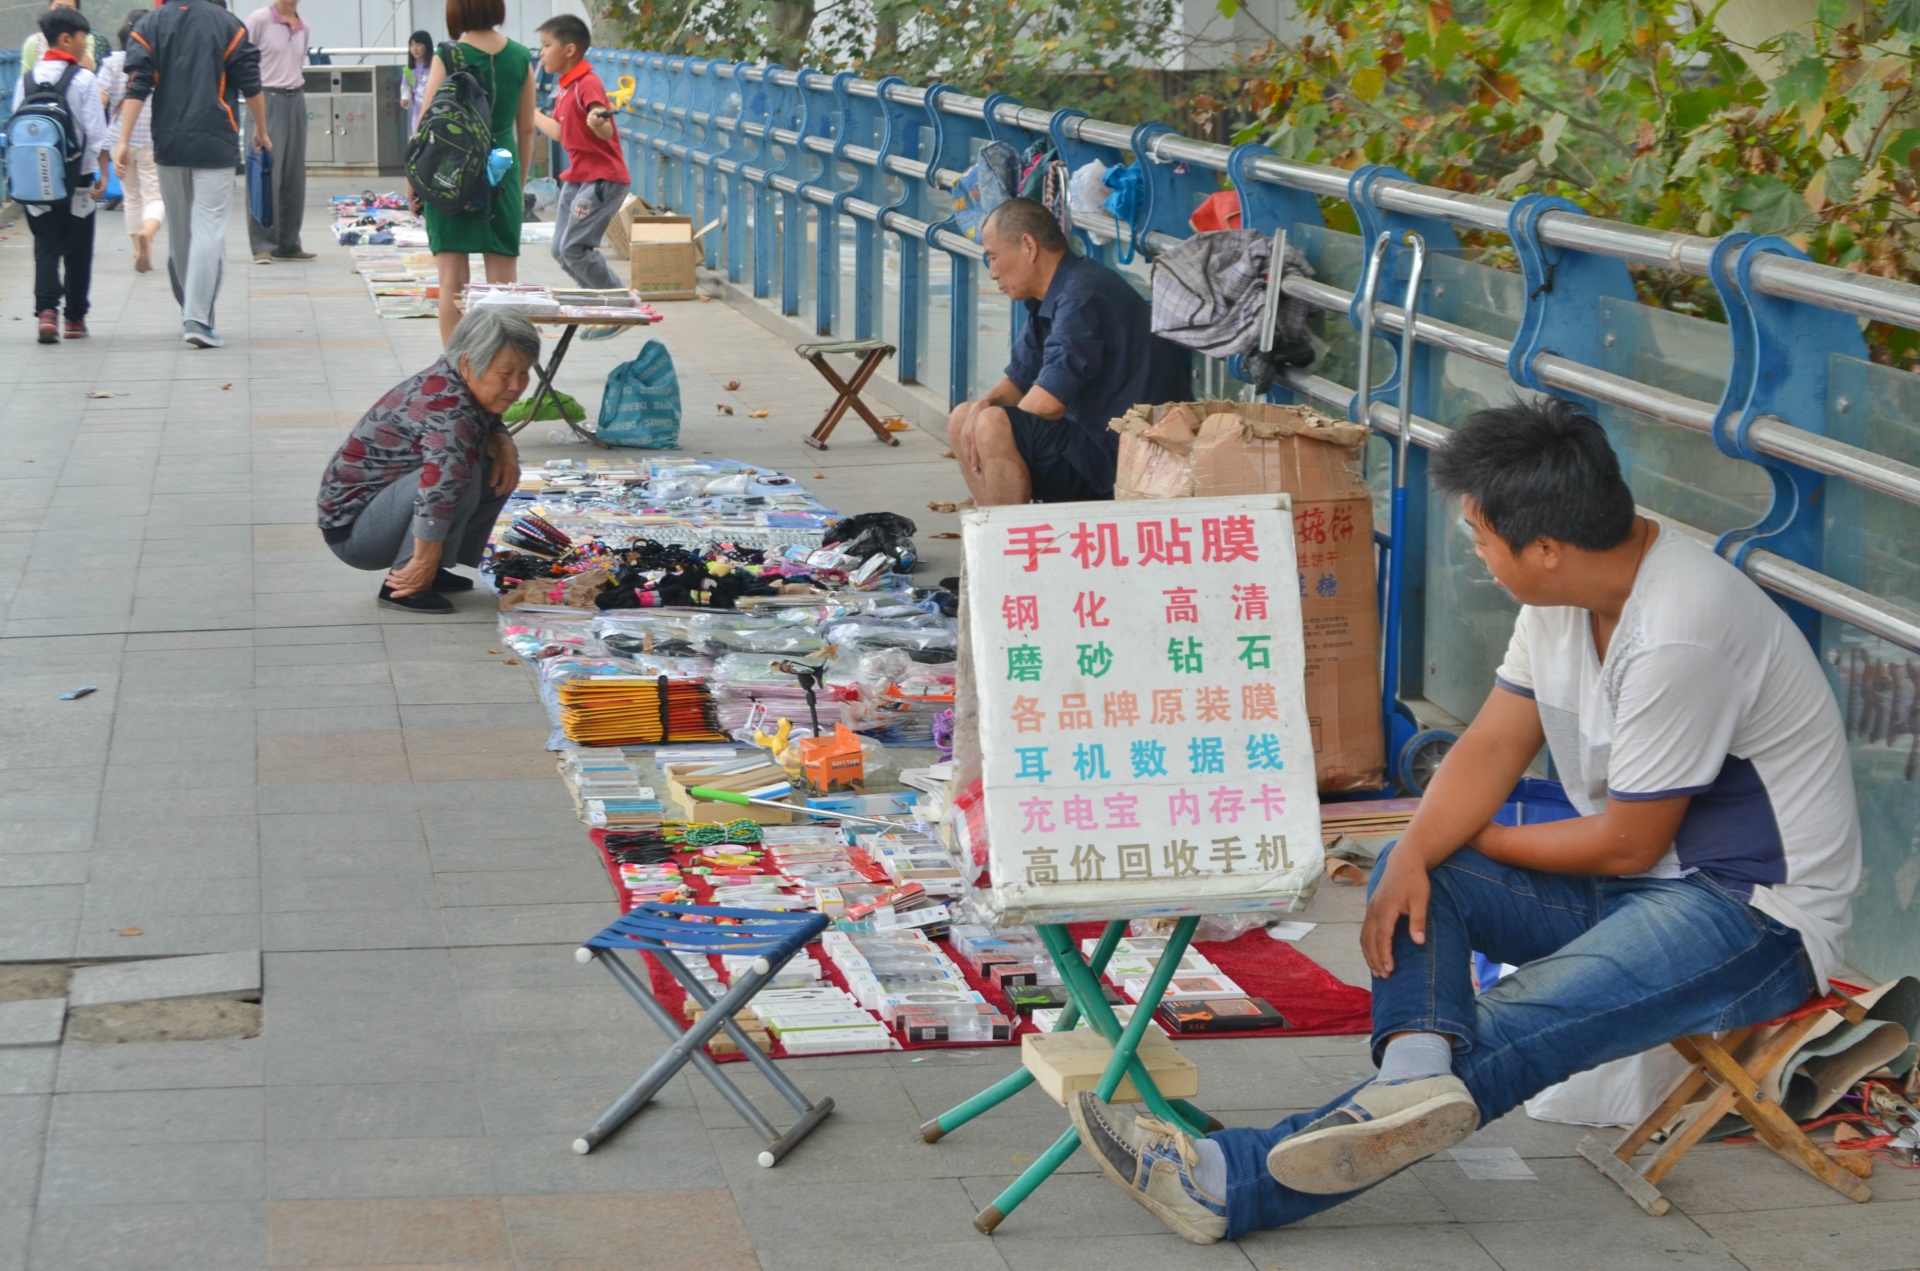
[946,198,1190,504]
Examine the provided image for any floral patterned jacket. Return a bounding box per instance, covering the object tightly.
[317,357,503,544]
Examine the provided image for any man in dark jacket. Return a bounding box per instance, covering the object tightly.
[115,0,269,348]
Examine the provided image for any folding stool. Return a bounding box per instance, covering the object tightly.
[574,902,834,1166]
[793,338,898,449]
[1579,989,1873,1214]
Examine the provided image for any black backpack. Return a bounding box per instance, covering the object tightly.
[405,42,494,216]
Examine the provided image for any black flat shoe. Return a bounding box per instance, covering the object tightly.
[433,568,476,592]
[378,584,455,613]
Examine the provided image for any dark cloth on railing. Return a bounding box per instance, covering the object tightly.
[1150,228,1315,359]
[1005,252,1191,499]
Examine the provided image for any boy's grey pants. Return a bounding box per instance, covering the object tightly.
[552,179,625,290]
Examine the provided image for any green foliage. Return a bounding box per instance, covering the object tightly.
[1237,0,1920,362]
[607,0,1186,124]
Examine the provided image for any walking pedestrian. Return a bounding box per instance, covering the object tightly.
[22,0,105,70]
[97,13,163,274]
[400,30,433,134]
[243,0,311,263]
[14,5,111,342]
[532,12,629,332]
[116,0,270,349]
[410,0,532,347]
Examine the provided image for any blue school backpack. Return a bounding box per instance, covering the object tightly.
[5,63,83,206]
[596,340,682,449]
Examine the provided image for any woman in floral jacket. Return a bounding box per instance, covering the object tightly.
[317,307,532,613]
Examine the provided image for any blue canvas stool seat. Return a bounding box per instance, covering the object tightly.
[574,902,834,1166]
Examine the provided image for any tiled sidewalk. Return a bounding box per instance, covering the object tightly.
[1,189,1911,1271]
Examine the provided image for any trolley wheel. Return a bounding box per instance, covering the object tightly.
[1397,728,1458,795]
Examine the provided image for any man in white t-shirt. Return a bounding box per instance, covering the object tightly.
[1066,397,1859,1244]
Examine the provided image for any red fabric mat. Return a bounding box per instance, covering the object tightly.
[588,831,1370,1061]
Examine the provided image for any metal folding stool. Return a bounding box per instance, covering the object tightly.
[573,902,835,1166]
[793,337,898,449]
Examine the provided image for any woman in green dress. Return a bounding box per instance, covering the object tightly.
[413,0,535,346]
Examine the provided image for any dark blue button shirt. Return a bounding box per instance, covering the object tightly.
[1005,253,1192,498]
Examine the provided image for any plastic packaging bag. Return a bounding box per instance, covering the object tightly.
[597,340,681,449]
[1068,160,1112,243]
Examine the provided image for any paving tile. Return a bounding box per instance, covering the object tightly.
[0,1002,64,1048]
[440,904,621,947]
[265,1082,486,1141]
[72,912,264,959]
[488,1111,727,1194]
[68,950,262,1008]
[0,1050,57,1098]
[0,1207,25,1271]
[728,1174,981,1251]
[434,868,614,907]
[263,949,457,996]
[38,1140,266,1205]
[56,1039,264,1093]
[1691,1199,1920,1271]
[263,907,449,952]
[24,1201,266,1271]
[265,1196,510,1267]
[47,1087,266,1146]
[264,1135,498,1200]
[1413,1155,1644,1225]
[258,782,423,815]
[502,1189,758,1266]
[1468,1213,1748,1271]
[0,855,88,887]
[475,1072,695,1138]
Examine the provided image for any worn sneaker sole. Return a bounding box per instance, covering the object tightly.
[1266,1091,1479,1195]
[1068,1096,1222,1245]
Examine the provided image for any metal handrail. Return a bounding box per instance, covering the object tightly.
[612,54,1920,657]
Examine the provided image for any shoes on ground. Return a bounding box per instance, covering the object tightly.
[1068,1092,1227,1245]
[133,234,152,273]
[183,322,224,349]
[271,250,317,260]
[253,252,273,264]
[378,584,455,614]
[1265,1074,1480,1195]
[433,568,475,592]
[63,317,87,339]
[36,310,57,344]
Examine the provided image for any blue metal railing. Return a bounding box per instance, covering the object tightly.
[602,52,1920,976]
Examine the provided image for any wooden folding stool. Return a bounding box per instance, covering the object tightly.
[794,337,897,449]
[1579,991,1873,1214]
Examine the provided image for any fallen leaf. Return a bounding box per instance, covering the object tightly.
[85,390,124,399]
[746,409,769,418]
[812,471,825,479]
[504,658,520,665]
[117,927,143,937]
[939,449,955,459]
[927,501,959,513]
[220,382,233,390]
[487,648,501,654]
[716,403,734,415]
[884,417,909,431]
[932,531,961,539]
[724,379,741,391]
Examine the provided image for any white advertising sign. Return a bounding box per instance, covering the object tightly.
[962,494,1324,924]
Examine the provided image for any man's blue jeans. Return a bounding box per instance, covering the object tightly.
[1209,846,1817,1239]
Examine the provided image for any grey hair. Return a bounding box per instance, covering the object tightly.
[446,306,540,378]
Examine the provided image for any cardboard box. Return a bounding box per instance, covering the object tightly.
[628,214,701,299]
[1112,400,1384,791]
[661,762,795,825]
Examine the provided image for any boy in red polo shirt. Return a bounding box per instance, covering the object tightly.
[533,14,629,309]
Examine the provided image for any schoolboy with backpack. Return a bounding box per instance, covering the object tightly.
[8,5,111,343]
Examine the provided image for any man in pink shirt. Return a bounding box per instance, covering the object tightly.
[243,0,311,261]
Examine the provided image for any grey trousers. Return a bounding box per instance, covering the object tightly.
[248,89,308,256]
[159,166,233,329]
[328,459,507,573]
[551,179,625,290]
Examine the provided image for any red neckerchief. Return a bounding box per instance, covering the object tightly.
[40,49,80,65]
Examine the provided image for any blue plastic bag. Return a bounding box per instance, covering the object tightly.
[247,146,273,228]
[596,339,681,449]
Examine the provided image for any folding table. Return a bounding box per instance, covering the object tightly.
[921,916,1222,1232]
[504,312,657,448]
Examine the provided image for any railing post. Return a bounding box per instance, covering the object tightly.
[1505,195,1637,414]
[750,66,793,301]
[1051,109,1125,268]
[833,72,888,341]
[877,78,929,383]
[717,65,761,285]
[800,73,848,335]
[1710,235,1869,644]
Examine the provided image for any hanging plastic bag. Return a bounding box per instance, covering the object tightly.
[949,141,1019,241]
[1068,159,1112,243]
[1103,161,1146,264]
[596,340,681,449]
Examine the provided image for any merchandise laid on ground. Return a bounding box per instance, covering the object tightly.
[334,193,570,318]
[481,458,1373,1062]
